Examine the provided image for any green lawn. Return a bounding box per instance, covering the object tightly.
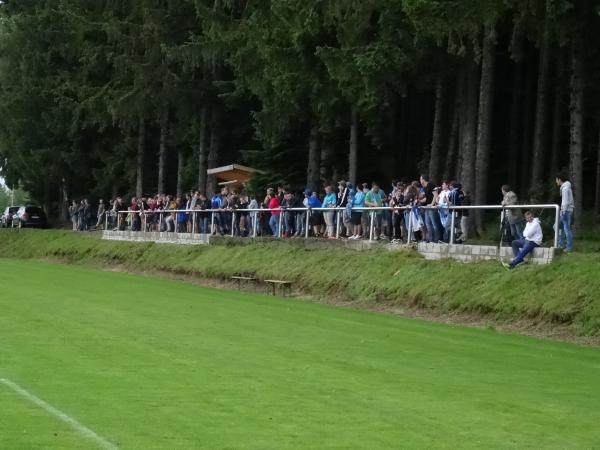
[1,259,599,449]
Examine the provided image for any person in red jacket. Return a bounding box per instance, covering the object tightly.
[268,191,281,236]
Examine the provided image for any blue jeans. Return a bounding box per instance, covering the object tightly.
[559,211,573,251]
[296,212,306,236]
[511,239,538,266]
[509,221,524,240]
[284,212,295,235]
[200,217,209,234]
[424,209,442,242]
[438,209,451,242]
[269,214,280,237]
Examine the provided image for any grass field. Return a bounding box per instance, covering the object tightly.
[1,258,600,449]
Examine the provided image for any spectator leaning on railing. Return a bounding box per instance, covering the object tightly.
[500,185,524,241]
[322,186,337,239]
[364,182,385,240]
[268,191,281,237]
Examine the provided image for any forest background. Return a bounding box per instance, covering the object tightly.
[0,0,599,228]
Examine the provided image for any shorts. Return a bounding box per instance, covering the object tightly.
[309,211,324,226]
[351,211,362,226]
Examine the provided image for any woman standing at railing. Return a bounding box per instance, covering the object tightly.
[437,181,451,242]
[389,187,404,243]
[322,186,337,239]
[248,195,260,236]
[308,191,323,237]
[349,184,365,240]
[176,197,187,233]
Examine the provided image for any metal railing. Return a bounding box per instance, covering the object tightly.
[105,204,560,247]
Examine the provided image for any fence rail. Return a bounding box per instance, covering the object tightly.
[105,204,560,248]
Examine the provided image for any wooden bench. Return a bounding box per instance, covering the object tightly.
[263,279,292,297]
[230,276,258,290]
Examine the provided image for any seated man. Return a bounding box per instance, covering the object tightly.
[503,211,542,269]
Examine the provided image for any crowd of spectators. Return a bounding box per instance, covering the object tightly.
[76,175,478,244]
[68,172,577,263]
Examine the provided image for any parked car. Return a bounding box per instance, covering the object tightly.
[11,206,47,228]
[1,206,21,228]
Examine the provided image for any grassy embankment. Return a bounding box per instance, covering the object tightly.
[0,228,599,336]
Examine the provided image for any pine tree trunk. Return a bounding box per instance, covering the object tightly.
[443,102,459,181]
[307,123,321,190]
[508,20,523,190]
[475,22,496,228]
[455,73,466,181]
[197,107,209,193]
[508,59,523,189]
[136,118,145,198]
[429,77,445,183]
[43,177,51,218]
[520,47,535,197]
[176,149,184,197]
[348,107,358,185]
[549,63,564,181]
[459,62,479,195]
[398,88,409,170]
[569,35,584,226]
[60,178,69,222]
[444,77,460,181]
[207,109,220,196]
[157,109,169,194]
[389,97,399,175]
[320,137,332,183]
[595,129,600,214]
[531,3,551,184]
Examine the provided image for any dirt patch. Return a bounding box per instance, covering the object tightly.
[95,261,600,347]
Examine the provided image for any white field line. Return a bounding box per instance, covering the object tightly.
[0,378,118,450]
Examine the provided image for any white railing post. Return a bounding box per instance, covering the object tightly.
[305,209,310,239]
[554,205,560,248]
[369,210,374,241]
[252,211,257,238]
[231,211,236,237]
[192,210,196,236]
[278,210,283,238]
[335,209,341,239]
[407,210,413,244]
[211,211,215,235]
[450,210,456,244]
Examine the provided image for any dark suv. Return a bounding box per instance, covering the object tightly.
[12,206,47,228]
[1,206,20,227]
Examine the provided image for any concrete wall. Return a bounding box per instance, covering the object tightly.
[102,230,209,245]
[102,231,555,264]
[414,243,555,265]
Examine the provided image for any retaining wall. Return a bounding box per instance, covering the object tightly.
[102,230,209,245]
[101,231,555,264]
[414,243,555,265]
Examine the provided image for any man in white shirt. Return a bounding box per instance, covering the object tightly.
[503,211,543,269]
